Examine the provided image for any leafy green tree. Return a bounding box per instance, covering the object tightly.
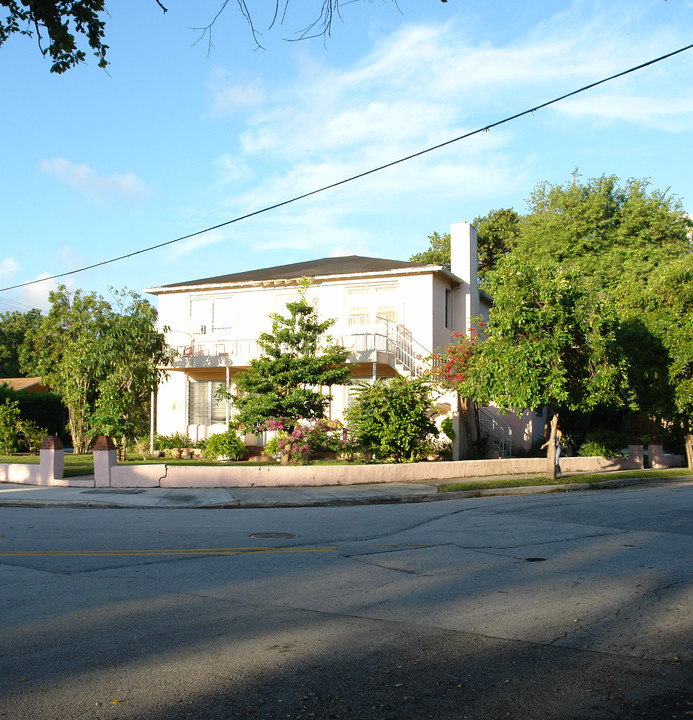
[228,280,351,433]
[20,285,169,455]
[410,231,451,269]
[514,175,691,299]
[410,208,520,281]
[91,289,171,459]
[346,376,438,463]
[620,254,693,468]
[509,173,691,454]
[0,309,42,377]
[474,208,520,280]
[1,0,108,73]
[459,257,625,478]
[21,287,112,452]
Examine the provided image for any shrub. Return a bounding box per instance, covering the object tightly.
[154,432,194,450]
[346,377,438,463]
[0,384,66,439]
[261,418,348,464]
[440,417,455,442]
[0,399,21,454]
[18,418,48,453]
[578,429,625,458]
[202,429,248,460]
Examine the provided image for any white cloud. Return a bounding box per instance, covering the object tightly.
[13,274,61,312]
[41,158,153,205]
[168,228,233,259]
[0,257,19,280]
[207,67,266,116]
[205,2,693,259]
[557,93,693,132]
[230,6,693,170]
[213,153,253,185]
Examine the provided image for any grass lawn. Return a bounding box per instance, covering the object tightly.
[438,468,692,493]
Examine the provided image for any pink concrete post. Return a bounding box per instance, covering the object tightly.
[627,444,644,470]
[40,435,64,484]
[93,436,118,487]
[649,444,664,469]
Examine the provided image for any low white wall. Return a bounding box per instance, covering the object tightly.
[0,463,42,484]
[94,449,678,488]
[3,447,685,489]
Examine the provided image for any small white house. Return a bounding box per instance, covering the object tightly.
[146,222,542,457]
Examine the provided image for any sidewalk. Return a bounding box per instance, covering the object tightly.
[1,474,690,509]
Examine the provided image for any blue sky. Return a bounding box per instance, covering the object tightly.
[1,0,692,312]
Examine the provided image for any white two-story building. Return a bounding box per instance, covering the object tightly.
[146,222,542,457]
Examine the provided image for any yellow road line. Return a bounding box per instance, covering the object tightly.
[0,546,337,557]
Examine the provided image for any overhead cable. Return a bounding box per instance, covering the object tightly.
[2,40,692,294]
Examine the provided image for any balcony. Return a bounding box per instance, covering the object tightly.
[163,317,431,377]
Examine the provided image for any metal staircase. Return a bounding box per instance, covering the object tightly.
[479,406,513,457]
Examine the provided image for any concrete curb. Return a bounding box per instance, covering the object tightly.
[0,475,690,509]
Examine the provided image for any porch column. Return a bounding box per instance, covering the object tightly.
[226,365,230,430]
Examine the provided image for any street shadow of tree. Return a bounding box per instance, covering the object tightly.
[2,493,693,719]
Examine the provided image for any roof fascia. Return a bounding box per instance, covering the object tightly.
[145,264,458,295]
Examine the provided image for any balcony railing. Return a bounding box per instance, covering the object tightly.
[162,317,432,378]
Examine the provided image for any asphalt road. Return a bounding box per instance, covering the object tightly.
[1,482,692,719]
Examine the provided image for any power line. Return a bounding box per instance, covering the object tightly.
[2,41,692,294]
[0,295,38,312]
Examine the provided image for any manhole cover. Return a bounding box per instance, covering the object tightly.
[81,489,146,495]
[250,532,298,539]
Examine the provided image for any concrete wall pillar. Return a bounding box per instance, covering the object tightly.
[93,436,118,487]
[628,444,644,470]
[39,435,64,484]
[649,444,664,469]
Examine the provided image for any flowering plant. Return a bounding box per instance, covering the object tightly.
[261,418,348,464]
[426,323,483,391]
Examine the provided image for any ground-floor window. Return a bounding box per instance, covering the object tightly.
[188,380,227,425]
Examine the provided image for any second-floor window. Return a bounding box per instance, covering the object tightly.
[346,284,399,326]
[188,296,236,335]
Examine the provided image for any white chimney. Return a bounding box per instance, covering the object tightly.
[450,222,478,335]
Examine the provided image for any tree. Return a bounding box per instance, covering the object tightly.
[514,175,691,300]
[410,231,451,270]
[20,285,169,454]
[409,208,520,281]
[1,0,420,73]
[0,308,42,377]
[509,173,692,456]
[474,208,520,280]
[228,279,351,433]
[91,289,171,459]
[620,254,693,468]
[346,376,438,463]
[21,287,112,452]
[1,0,108,73]
[458,257,625,478]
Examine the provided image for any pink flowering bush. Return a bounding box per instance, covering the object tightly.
[261,418,349,465]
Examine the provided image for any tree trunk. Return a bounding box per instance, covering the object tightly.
[546,411,559,480]
[458,395,473,459]
[685,432,693,471]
